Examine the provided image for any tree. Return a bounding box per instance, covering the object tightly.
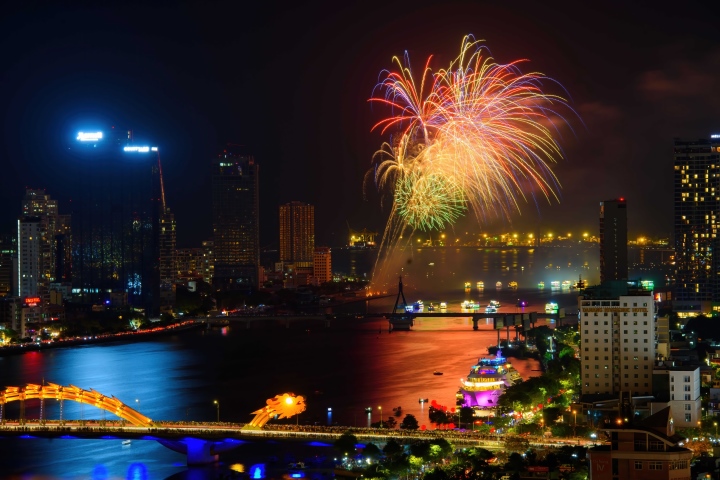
[409,440,431,460]
[334,432,358,456]
[506,452,526,472]
[362,442,382,462]
[383,438,403,459]
[400,413,420,430]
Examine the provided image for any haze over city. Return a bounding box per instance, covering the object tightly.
[2,1,720,248]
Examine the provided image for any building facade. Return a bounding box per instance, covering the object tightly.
[673,137,720,315]
[587,407,691,480]
[578,282,656,397]
[0,234,16,297]
[651,364,701,429]
[279,201,315,267]
[71,130,163,315]
[313,247,332,284]
[599,199,628,283]
[211,151,259,290]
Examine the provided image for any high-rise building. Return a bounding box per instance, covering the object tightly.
[313,247,332,284]
[159,208,176,314]
[17,217,42,298]
[211,151,259,290]
[0,234,17,297]
[673,137,720,315]
[578,281,656,398]
[54,214,72,283]
[279,201,315,267]
[599,199,628,283]
[71,128,163,315]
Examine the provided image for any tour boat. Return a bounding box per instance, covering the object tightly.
[508,281,518,289]
[538,281,545,289]
[495,281,502,289]
[456,349,521,412]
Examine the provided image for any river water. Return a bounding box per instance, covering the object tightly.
[0,246,661,479]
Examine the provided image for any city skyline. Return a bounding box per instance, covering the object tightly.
[1,2,720,249]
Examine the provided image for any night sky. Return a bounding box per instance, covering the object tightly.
[2,1,719,249]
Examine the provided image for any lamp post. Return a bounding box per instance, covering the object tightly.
[213,400,220,422]
[135,399,140,409]
[379,406,383,428]
[573,410,577,437]
[365,407,372,428]
[715,421,717,439]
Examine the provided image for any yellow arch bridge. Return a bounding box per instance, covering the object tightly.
[0,384,306,465]
[0,383,152,427]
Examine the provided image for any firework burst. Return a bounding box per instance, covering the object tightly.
[366,35,577,283]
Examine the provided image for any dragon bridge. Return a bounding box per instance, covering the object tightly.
[0,383,153,427]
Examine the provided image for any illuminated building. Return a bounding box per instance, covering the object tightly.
[599,199,628,283]
[18,217,42,298]
[0,234,16,297]
[673,136,720,316]
[313,247,332,284]
[651,364,700,428]
[176,247,204,280]
[201,240,214,284]
[71,128,162,315]
[159,208,176,313]
[279,201,314,266]
[211,151,259,290]
[586,407,691,480]
[348,228,377,248]
[578,281,656,398]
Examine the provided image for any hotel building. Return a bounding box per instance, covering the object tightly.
[673,136,720,316]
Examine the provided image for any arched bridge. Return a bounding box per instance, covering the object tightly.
[0,383,152,427]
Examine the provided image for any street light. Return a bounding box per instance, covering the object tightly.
[378,406,383,428]
[135,399,140,409]
[573,410,577,437]
[213,400,220,422]
[714,421,717,439]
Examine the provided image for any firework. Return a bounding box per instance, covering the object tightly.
[367,35,576,283]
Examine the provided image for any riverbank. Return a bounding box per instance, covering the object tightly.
[0,320,205,357]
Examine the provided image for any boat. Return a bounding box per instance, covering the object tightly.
[427,303,435,311]
[433,371,443,375]
[413,300,424,310]
[464,282,471,290]
[456,349,521,412]
[439,302,447,309]
[538,281,545,289]
[561,280,571,289]
[485,305,497,313]
[489,300,501,308]
[122,440,132,446]
[495,281,502,289]
[477,281,484,290]
[550,281,560,290]
[545,302,559,313]
[508,281,518,289]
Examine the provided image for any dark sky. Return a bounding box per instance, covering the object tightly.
[2,1,719,248]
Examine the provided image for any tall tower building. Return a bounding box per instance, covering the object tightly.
[599,199,628,284]
[18,217,42,298]
[313,247,332,284]
[211,151,259,290]
[0,234,16,297]
[578,282,656,398]
[673,137,720,313]
[71,128,162,315]
[18,189,64,306]
[158,208,176,313]
[279,201,315,267]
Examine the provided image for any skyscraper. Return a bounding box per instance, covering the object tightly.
[313,247,332,284]
[673,136,720,314]
[211,151,259,290]
[18,189,64,304]
[279,201,315,267]
[0,234,16,297]
[71,128,163,315]
[599,199,628,283]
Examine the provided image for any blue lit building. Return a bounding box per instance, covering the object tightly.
[70,128,162,316]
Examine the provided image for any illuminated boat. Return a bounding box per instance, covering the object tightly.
[456,349,520,412]
[538,281,545,289]
[495,281,502,289]
[508,281,518,289]
[477,281,484,290]
[561,280,571,289]
[545,302,559,313]
[550,281,560,290]
[464,282,471,290]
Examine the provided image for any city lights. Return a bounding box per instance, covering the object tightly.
[123,146,158,153]
[76,131,103,142]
